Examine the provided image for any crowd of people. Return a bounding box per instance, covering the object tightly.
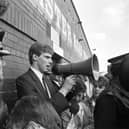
[0,40,129,129]
[0,42,93,129]
[1,0,129,129]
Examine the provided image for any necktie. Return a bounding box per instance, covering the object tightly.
[42,76,51,98]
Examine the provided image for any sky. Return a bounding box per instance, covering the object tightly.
[73,0,129,73]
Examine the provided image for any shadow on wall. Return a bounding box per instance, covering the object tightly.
[0,78,17,113]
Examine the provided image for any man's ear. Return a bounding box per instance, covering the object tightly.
[32,54,38,62]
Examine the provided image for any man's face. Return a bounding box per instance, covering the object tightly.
[37,52,53,74]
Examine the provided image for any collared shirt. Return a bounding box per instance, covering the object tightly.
[30,67,51,98]
[31,66,43,85]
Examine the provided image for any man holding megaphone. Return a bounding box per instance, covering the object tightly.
[16,42,77,115]
[16,41,99,116]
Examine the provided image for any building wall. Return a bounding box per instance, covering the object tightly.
[0,0,92,111]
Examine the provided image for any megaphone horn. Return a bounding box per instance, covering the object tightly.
[52,54,99,80]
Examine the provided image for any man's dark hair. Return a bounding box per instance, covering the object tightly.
[6,96,62,129]
[28,42,54,65]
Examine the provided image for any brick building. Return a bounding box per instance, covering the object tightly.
[0,0,92,111]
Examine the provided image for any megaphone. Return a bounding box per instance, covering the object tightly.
[52,54,99,80]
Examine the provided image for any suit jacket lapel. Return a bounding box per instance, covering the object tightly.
[28,69,49,99]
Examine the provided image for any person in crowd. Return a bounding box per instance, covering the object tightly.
[94,55,129,129]
[65,76,92,129]
[16,42,76,114]
[60,75,86,129]
[94,76,109,98]
[6,95,62,129]
[67,101,92,129]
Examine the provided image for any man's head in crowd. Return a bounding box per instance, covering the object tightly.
[6,96,62,129]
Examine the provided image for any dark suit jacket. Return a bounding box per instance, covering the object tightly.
[94,92,129,129]
[16,69,69,114]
